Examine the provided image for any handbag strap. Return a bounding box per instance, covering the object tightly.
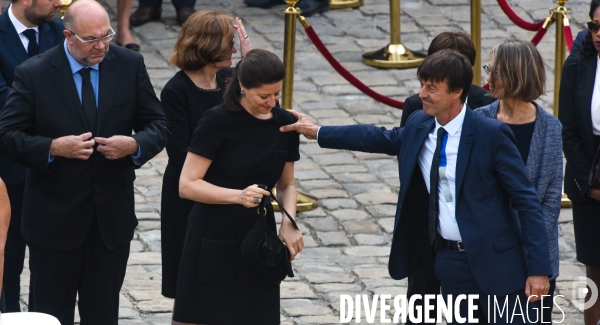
[257,189,299,230]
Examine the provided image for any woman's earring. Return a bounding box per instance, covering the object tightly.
[240,90,246,96]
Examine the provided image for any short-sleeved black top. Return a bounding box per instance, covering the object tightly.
[189,104,300,193]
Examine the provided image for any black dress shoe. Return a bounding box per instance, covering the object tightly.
[175,6,196,25]
[130,6,162,27]
[244,0,285,9]
[298,0,329,17]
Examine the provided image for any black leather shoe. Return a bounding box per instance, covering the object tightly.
[298,0,329,17]
[175,6,196,25]
[244,0,285,9]
[129,6,162,27]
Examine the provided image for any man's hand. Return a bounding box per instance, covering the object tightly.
[279,110,320,140]
[524,275,549,302]
[95,136,138,160]
[50,132,95,160]
[589,188,600,202]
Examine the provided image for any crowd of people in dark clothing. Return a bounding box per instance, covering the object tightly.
[0,0,600,324]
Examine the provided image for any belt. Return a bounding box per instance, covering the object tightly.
[441,238,465,251]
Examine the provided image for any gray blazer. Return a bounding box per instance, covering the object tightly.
[474,100,563,280]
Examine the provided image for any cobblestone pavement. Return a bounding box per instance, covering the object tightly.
[2,0,591,323]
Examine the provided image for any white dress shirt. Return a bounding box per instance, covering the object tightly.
[591,56,600,135]
[7,4,39,53]
[418,104,466,241]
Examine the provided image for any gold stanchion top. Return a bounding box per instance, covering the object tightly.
[557,0,568,6]
[284,0,299,7]
[59,0,73,18]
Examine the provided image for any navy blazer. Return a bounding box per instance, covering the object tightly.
[318,108,552,295]
[0,8,65,184]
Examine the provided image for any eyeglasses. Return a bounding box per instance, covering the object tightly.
[230,37,235,50]
[483,64,499,76]
[68,27,115,45]
[588,21,600,33]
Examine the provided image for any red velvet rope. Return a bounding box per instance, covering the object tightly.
[303,26,404,109]
[564,25,573,53]
[497,0,544,31]
[530,25,549,46]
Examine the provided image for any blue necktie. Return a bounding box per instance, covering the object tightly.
[428,127,447,246]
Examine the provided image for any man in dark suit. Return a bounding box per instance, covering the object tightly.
[0,1,169,324]
[399,31,496,323]
[400,32,495,128]
[0,0,64,312]
[282,50,551,323]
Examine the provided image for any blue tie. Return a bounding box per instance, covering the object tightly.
[22,29,39,57]
[428,127,447,246]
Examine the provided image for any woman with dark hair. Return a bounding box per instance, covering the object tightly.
[173,49,304,325]
[160,10,251,302]
[475,39,562,323]
[560,1,600,324]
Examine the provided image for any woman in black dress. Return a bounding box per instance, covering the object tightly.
[173,49,304,325]
[160,10,252,301]
[559,1,600,324]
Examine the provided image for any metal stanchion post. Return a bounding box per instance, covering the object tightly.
[282,0,301,110]
[59,0,73,18]
[329,0,362,9]
[362,0,425,68]
[471,0,481,85]
[553,0,570,117]
[549,0,573,208]
[278,2,319,212]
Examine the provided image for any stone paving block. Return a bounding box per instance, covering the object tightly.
[367,205,398,218]
[284,306,333,317]
[281,282,318,299]
[344,246,390,257]
[128,252,162,265]
[317,231,352,246]
[136,211,160,220]
[295,170,330,180]
[314,283,363,293]
[309,188,349,199]
[362,278,408,289]
[303,216,340,231]
[354,234,388,246]
[281,299,319,308]
[330,209,370,221]
[144,312,173,325]
[352,267,391,279]
[294,315,341,324]
[297,247,343,260]
[342,220,382,234]
[322,164,368,173]
[137,299,174,313]
[377,218,396,233]
[320,198,359,210]
[299,179,343,190]
[312,152,356,165]
[355,192,399,205]
[137,221,161,232]
[118,307,139,319]
[298,207,328,217]
[332,172,380,183]
[130,240,144,253]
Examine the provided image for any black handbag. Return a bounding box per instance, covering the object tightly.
[241,185,299,285]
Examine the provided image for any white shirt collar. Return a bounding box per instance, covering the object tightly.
[435,102,466,137]
[8,4,39,35]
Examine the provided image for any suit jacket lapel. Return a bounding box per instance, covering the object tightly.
[96,50,118,135]
[38,23,56,53]
[0,10,28,63]
[455,107,474,198]
[50,45,87,133]
[399,118,434,201]
[578,55,596,153]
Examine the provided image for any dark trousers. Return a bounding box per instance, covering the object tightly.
[28,218,130,325]
[435,247,538,324]
[139,0,195,8]
[406,269,441,324]
[3,182,26,312]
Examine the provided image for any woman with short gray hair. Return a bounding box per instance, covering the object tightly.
[475,38,563,323]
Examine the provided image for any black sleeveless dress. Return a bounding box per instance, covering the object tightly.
[160,69,232,298]
[172,105,300,325]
